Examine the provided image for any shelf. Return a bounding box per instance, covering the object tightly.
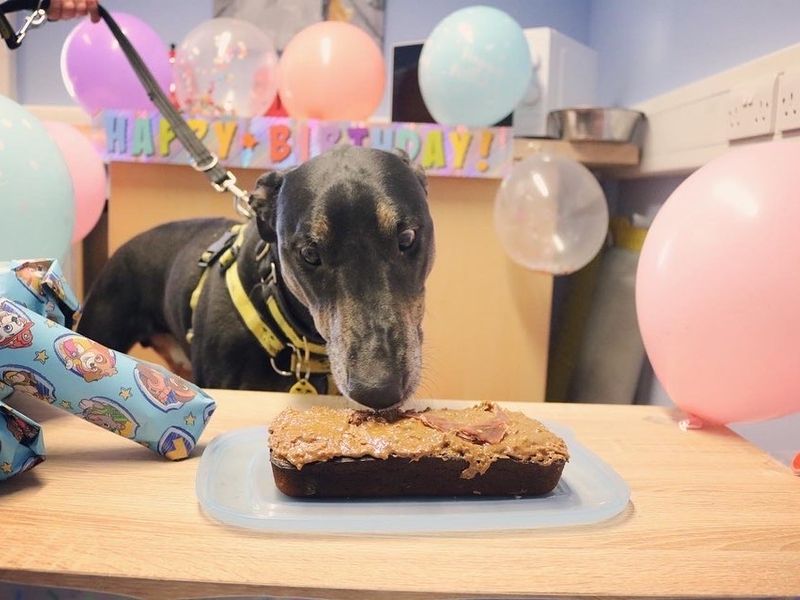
[513,138,640,169]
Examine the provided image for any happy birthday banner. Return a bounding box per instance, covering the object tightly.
[100,111,513,179]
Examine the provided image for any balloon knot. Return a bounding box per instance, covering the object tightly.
[678,415,705,431]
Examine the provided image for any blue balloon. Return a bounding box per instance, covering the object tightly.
[418,6,533,127]
[0,95,74,261]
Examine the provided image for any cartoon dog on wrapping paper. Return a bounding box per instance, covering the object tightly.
[78,397,138,438]
[53,334,118,382]
[0,301,34,350]
[134,363,196,410]
[0,367,55,404]
[2,410,40,443]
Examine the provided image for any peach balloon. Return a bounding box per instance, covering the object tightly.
[636,141,800,424]
[278,21,385,121]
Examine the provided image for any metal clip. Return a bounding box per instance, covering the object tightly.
[268,338,312,383]
[192,153,253,218]
[14,5,46,46]
[192,155,219,173]
[212,170,254,219]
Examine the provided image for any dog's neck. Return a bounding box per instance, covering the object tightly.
[238,222,321,344]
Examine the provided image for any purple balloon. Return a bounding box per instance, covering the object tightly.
[61,12,172,115]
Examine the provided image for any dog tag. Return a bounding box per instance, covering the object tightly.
[289,378,318,395]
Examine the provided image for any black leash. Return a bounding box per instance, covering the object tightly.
[0,0,255,218]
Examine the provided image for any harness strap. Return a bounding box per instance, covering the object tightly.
[264,297,327,356]
[188,225,337,393]
[224,264,284,356]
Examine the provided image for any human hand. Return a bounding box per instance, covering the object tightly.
[47,0,100,23]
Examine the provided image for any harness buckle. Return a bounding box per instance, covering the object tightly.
[197,228,238,269]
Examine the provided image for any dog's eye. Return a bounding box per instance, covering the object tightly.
[300,244,321,266]
[398,229,416,252]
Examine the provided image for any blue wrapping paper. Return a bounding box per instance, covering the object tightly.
[0,259,80,327]
[0,300,217,459]
[0,260,217,481]
[0,396,45,480]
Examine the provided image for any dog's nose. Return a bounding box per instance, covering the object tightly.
[348,376,403,410]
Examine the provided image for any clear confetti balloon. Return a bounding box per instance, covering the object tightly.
[175,18,279,118]
[494,153,609,275]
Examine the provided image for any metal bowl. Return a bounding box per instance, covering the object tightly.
[546,107,645,144]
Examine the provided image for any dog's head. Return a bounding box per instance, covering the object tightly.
[251,146,434,410]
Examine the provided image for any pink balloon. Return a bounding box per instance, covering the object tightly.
[43,122,106,243]
[61,13,172,115]
[636,141,800,424]
[278,21,385,121]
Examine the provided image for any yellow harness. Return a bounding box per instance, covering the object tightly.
[187,224,338,395]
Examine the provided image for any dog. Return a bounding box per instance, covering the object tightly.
[77,146,435,410]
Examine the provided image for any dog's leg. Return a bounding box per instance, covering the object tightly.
[77,249,150,352]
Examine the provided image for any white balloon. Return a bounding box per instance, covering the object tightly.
[494,153,609,275]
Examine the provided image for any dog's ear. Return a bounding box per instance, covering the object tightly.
[250,170,284,241]
[392,148,428,194]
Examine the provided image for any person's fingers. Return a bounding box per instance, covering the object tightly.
[75,1,87,16]
[60,0,76,20]
[46,0,63,21]
[86,0,100,23]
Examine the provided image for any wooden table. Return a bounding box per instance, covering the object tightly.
[0,391,798,599]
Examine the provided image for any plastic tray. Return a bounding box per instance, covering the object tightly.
[195,421,630,534]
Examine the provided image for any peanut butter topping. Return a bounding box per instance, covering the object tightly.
[268,402,569,479]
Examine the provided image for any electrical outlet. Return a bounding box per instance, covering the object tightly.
[776,70,800,133]
[726,75,778,141]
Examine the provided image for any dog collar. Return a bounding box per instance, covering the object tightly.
[187,224,338,395]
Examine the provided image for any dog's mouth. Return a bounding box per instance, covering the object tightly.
[332,365,417,411]
[324,327,422,412]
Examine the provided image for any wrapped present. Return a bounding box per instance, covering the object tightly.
[0,298,216,461]
[0,393,45,481]
[0,259,79,327]
[0,260,217,481]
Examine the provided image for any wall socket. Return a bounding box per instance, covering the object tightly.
[726,75,778,141]
[776,70,800,133]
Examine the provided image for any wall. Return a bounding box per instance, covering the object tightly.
[590,0,800,105]
[379,0,592,118]
[17,1,800,111]
[16,0,594,117]
[15,0,213,105]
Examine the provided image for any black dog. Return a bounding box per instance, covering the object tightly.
[77,146,435,410]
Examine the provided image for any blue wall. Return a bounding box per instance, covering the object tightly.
[590,0,800,105]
